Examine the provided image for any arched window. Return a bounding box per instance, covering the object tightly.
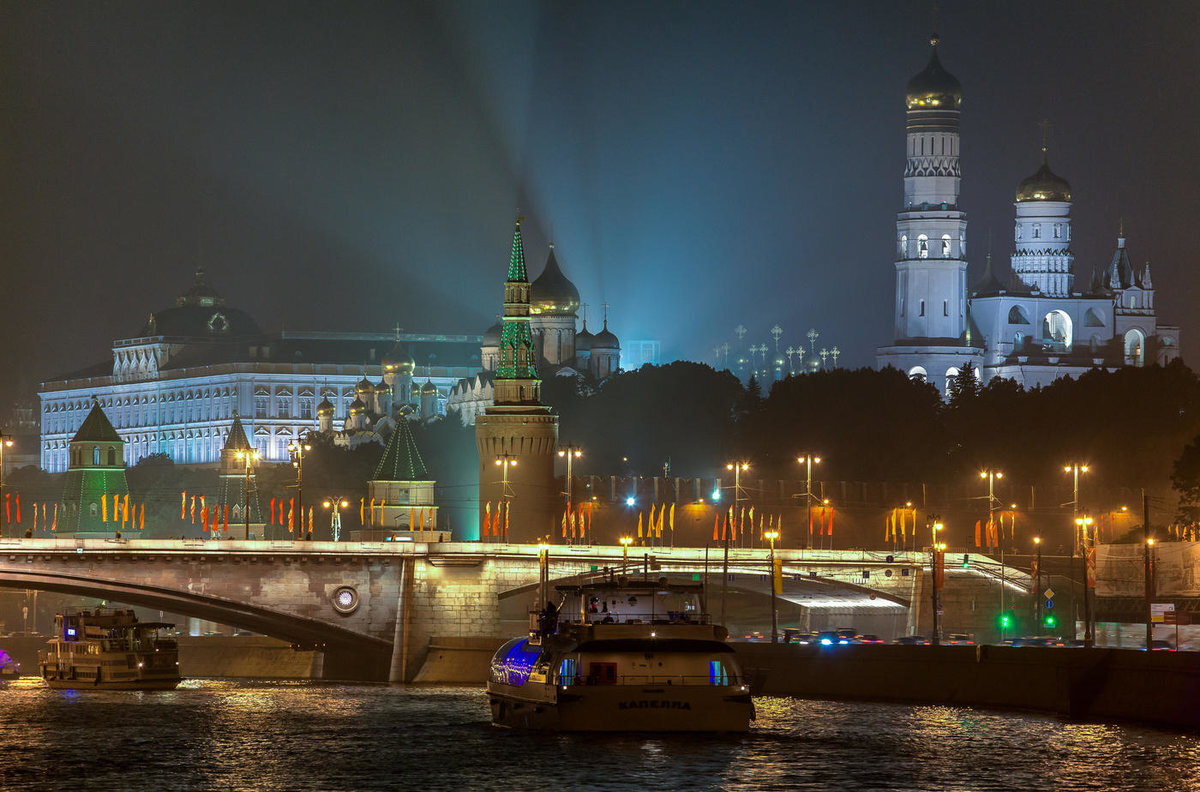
[1124,329,1146,367]
[93,446,100,465]
[106,447,116,466]
[941,234,952,258]
[919,300,926,317]
[917,235,929,259]
[1033,225,1041,239]
[907,366,927,382]
[1008,306,1031,325]
[1043,310,1073,351]
[900,234,908,258]
[1014,331,1025,349]
[944,367,960,395]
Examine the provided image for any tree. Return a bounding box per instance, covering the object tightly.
[946,360,981,405]
[1172,433,1200,525]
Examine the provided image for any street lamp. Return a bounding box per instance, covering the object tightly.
[288,439,312,540]
[322,497,350,542]
[980,470,1005,636]
[0,431,13,538]
[1033,536,1043,629]
[1064,463,1091,641]
[930,518,944,645]
[1075,514,1096,645]
[619,535,633,566]
[723,461,750,627]
[764,528,780,644]
[234,449,260,539]
[558,445,583,545]
[494,453,518,542]
[798,455,821,550]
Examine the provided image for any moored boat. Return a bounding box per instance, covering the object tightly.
[39,608,181,690]
[487,572,754,732]
[0,649,20,680]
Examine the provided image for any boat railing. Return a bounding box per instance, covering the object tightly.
[568,612,711,626]
[561,673,744,687]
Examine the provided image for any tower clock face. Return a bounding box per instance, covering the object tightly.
[208,312,229,333]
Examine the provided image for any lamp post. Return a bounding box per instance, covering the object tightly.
[558,444,582,545]
[1075,514,1095,645]
[798,454,821,549]
[723,461,749,627]
[288,438,312,540]
[1064,462,1090,644]
[981,470,1005,637]
[930,518,944,645]
[1033,536,1043,629]
[494,453,518,540]
[765,528,780,643]
[0,431,13,538]
[1146,535,1156,649]
[322,497,349,542]
[620,535,633,567]
[234,449,260,539]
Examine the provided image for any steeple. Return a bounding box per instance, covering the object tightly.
[494,217,542,405]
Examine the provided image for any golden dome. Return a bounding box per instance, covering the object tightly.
[530,245,580,316]
[1016,150,1072,202]
[905,36,962,111]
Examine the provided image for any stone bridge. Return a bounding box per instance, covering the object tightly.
[0,538,1027,680]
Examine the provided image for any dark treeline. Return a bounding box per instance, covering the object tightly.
[543,360,1200,522]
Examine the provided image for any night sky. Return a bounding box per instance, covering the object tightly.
[3,1,1198,409]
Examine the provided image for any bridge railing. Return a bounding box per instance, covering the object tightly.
[560,673,744,687]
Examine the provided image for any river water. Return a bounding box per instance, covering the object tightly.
[1,679,1197,791]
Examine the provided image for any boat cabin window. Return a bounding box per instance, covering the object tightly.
[589,662,618,685]
[709,660,730,686]
[558,657,578,684]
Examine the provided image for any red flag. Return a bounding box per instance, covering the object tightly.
[827,506,834,536]
[53,503,59,532]
[15,492,20,523]
[808,506,813,535]
[288,498,295,532]
[713,513,719,541]
[503,501,509,538]
[975,520,981,548]
[270,497,276,525]
[4,492,8,522]
[181,491,186,520]
[562,512,568,537]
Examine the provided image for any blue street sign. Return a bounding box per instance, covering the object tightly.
[1045,599,1054,609]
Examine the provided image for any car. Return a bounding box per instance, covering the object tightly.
[782,628,817,645]
[894,635,930,645]
[742,631,766,642]
[1011,635,1066,647]
[835,627,857,641]
[944,633,975,645]
[854,634,885,644]
[1149,640,1176,651]
[817,630,852,646]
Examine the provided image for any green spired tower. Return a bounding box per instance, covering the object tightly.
[475,218,560,543]
[61,400,131,536]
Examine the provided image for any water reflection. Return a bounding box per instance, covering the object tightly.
[0,682,1197,791]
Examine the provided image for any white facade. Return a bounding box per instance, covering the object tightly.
[878,38,1181,394]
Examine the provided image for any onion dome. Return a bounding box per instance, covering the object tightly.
[482,320,503,347]
[317,396,335,417]
[592,320,620,350]
[374,378,389,393]
[1016,149,1072,202]
[383,340,415,375]
[530,245,581,316]
[348,396,366,415]
[575,320,594,352]
[905,34,962,110]
[355,375,373,394]
[420,380,438,396]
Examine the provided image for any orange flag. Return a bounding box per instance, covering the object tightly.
[713,513,719,541]
[52,503,58,532]
[102,494,107,523]
[181,491,186,520]
[223,504,228,532]
[288,498,295,532]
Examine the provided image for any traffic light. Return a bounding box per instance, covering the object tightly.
[1044,613,1058,629]
[997,610,1017,632]
[962,554,970,568]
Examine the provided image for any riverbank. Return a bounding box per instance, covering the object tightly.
[735,642,1200,731]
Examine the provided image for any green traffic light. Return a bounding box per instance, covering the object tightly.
[1044,614,1058,628]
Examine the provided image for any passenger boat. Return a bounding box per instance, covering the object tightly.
[0,649,20,680]
[487,572,754,732]
[39,608,181,690]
